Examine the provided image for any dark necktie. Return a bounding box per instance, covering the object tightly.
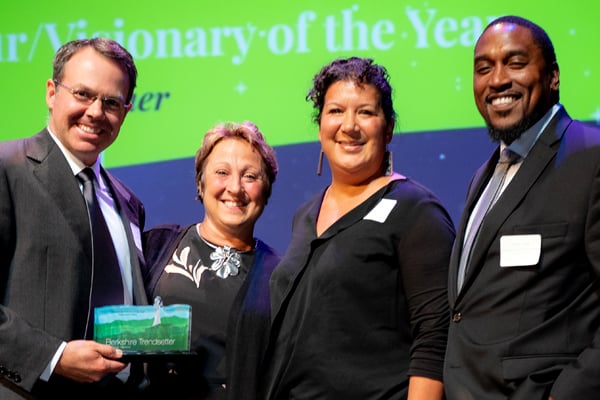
[77,168,124,338]
[456,149,520,291]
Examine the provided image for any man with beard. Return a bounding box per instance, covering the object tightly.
[444,16,600,400]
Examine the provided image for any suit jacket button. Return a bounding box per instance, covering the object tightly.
[9,371,21,383]
[452,312,462,322]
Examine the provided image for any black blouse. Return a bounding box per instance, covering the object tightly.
[262,179,455,400]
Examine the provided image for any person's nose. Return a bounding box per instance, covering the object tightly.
[341,112,359,134]
[489,64,511,89]
[85,97,106,119]
[227,175,243,194]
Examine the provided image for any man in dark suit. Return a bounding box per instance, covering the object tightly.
[0,38,148,398]
[444,16,600,400]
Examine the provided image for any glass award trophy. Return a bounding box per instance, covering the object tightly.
[94,296,194,360]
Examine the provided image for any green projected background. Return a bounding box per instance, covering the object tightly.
[1,0,599,167]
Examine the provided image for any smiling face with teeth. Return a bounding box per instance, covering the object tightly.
[199,137,268,244]
[45,47,130,166]
[318,80,393,184]
[473,22,560,144]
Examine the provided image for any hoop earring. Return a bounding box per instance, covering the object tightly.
[384,151,393,176]
[317,149,324,176]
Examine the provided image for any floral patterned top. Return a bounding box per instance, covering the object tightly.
[151,224,254,399]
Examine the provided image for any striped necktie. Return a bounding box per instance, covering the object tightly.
[456,149,520,291]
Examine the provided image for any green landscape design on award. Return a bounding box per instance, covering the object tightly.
[94,299,191,353]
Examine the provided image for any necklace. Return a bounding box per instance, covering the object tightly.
[198,235,242,279]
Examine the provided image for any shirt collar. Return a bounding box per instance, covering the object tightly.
[502,103,561,158]
[46,126,102,179]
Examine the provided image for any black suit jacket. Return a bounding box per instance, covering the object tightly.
[444,107,600,400]
[0,129,148,399]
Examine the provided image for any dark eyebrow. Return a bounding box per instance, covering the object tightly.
[504,49,529,59]
[474,49,529,64]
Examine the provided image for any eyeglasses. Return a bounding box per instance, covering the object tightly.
[53,79,130,113]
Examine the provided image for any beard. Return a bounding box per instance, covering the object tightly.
[486,113,537,145]
[488,120,531,145]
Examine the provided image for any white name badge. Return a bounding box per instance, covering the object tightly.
[364,198,397,223]
[500,234,541,268]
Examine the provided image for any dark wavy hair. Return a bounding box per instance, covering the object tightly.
[306,57,396,125]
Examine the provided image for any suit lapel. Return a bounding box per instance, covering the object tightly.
[457,110,569,299]
[28,130,91,257]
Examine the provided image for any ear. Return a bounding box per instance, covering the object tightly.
[45,79,56,110]
[124,102,133,112]
[197,182,204,202]
[550,61,560,91]
[385,120,395,144]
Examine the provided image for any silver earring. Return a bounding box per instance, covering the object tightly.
[317,149,324,176]
[384,151,393,176]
